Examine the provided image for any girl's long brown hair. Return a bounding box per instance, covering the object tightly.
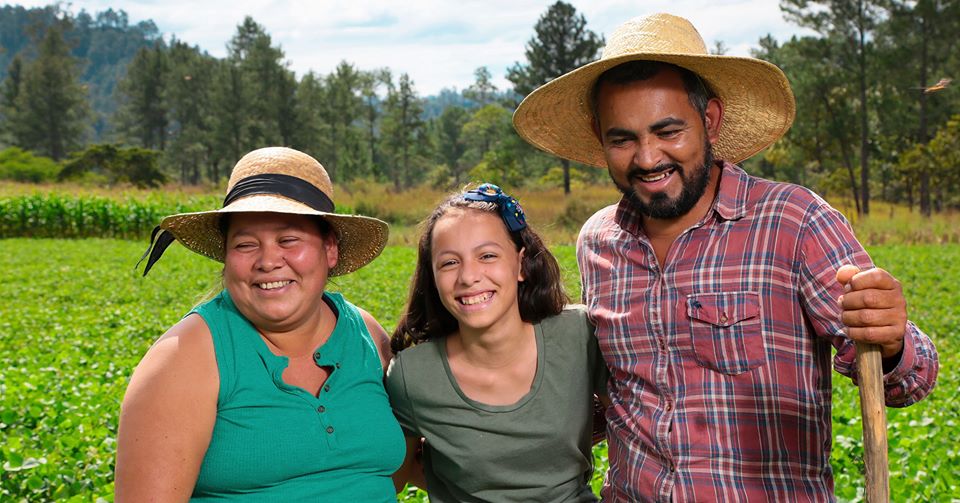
[391,194,569,353]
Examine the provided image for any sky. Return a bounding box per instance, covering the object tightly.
[12,0,815,96]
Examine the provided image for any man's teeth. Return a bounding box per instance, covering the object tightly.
[460,292,493,305]
[258,280,291,290]
[640,171,670,182]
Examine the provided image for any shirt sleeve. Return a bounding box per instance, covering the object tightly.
[797,201,939,407]
[384,354,422,436]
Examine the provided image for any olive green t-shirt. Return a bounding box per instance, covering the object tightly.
[385,306,609,502]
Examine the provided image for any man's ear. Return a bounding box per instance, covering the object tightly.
[704,98,724,145]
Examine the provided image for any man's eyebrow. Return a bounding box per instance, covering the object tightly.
[649,117,686,131]
[604,127,637,139]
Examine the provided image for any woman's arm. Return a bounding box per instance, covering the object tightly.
[359,308,393,374]
[393,435,427,493]
[115,314,219,502]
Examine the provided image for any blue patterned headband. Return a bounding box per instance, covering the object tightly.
[463,183,527,232]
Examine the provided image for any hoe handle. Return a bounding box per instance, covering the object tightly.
[856,341,889,503]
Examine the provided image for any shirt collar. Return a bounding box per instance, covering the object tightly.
[713,161,751,222]
[614,160,752,236]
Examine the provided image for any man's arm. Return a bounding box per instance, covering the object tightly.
[798,203,939,407]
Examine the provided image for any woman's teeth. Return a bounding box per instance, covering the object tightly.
[258,280,291,290]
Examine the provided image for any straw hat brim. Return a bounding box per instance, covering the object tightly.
[513,52,796,167]
[158,194,388,277]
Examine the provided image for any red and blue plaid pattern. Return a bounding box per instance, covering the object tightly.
[578,163,939,502]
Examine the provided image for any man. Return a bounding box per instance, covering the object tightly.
[513,12,939,502]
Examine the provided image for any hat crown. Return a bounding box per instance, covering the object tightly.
[226,147,334,200]
[602,13,707,60]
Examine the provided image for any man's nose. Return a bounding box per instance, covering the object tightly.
[632,136,663,170]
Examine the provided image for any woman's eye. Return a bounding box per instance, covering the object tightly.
[280,237,300,245]
[234,242,256,250]
[480,253,498,261]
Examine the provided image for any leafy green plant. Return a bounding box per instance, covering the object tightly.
[0,241,956,501]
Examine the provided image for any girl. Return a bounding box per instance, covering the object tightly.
[386,183,608,502]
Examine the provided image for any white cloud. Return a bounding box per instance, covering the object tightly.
[13,0,814,94]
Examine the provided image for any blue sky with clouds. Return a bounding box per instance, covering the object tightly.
[13,0,815,95]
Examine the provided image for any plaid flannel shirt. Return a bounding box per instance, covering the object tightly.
[577,162,939,502]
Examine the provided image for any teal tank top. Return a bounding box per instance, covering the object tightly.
[189,290,404,501]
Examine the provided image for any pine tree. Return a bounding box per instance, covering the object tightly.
[433,105,469,184]
[319,61,365,182]
[164,39,219,184]
[114,43,168,150]
[13,22,90,160]
[358,68,391,179]
[507,1,602,194]
[782,0,885,214]
[464,66,498,106]
[0,55,23,145]
[381,73,427,190]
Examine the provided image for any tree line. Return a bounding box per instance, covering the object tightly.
[0,1,958,214]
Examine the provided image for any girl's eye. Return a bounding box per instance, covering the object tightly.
[437,259,458,269]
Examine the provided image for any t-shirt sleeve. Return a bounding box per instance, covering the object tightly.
[585,313,609,396]
[569,305,609,396]
[384,353,421,437]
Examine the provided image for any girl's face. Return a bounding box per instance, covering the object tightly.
[223,212,338,334]
[430,209,524,334]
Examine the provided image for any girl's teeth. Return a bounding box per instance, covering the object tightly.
[460,292,492,305]
[258,280,291,290]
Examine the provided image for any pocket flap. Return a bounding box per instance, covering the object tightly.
[686,292,760,327]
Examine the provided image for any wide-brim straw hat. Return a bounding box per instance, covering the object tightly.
[513,12,796,167]
[145,147,387,277]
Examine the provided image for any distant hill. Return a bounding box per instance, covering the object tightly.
[0,5,162,139]
[0,4,518,136]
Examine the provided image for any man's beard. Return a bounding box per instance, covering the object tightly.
[612,139,714,220]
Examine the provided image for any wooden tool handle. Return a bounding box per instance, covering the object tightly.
[855,341,889,503]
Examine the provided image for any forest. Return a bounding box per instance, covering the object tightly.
[0,1,958,216]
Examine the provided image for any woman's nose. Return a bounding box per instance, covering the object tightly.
[256,243,285,270]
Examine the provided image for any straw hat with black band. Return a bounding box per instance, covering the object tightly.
[139,147,388,277]
[513,12,796,167]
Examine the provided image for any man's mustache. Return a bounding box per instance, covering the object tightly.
[626,163,682,179]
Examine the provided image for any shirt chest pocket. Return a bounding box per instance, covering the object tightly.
[686,292,766,375]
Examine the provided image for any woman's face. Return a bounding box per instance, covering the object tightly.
[430,209,524,334]
[223,212,338,333]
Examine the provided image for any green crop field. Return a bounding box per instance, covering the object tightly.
[0,239,956,501]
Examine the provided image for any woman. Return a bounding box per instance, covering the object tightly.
[387,184,608,502]
[115,147,404,501]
